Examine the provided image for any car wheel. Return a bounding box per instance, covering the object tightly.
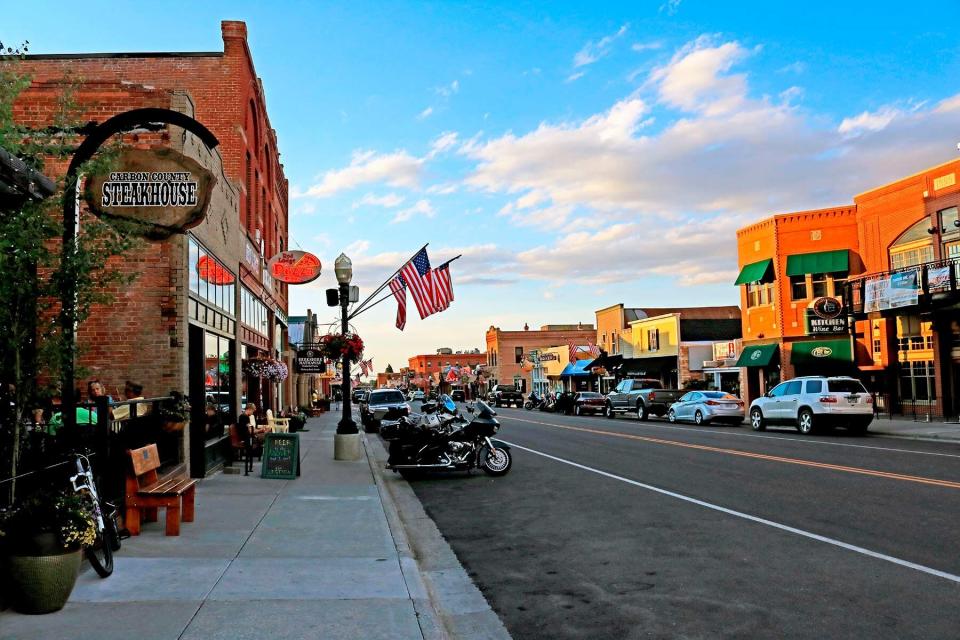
[605,404,615,419]
[750,408,765,431]
[636,403,649,421]
[694,410,705,425]
[797,409,815,435]
[668,409,677,423]
[574,405,581,416]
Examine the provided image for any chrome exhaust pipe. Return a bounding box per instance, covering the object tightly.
[388,463,456,469]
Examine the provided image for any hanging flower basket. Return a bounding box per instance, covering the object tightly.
[318,332,365,363]
[243,357,289,382]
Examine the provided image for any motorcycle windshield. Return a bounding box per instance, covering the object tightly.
[441,394,456,414]
[476,400,497,418]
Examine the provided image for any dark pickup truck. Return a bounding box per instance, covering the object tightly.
[605,378,683,421]
[489,384,523,408]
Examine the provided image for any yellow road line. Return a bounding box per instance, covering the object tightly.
[505,416,960,490]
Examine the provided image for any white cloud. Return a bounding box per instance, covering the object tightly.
[573,23,629,68]
[352,192,406,209]
[435,80,460,98]
[935,93,960,113]
[660,0,682,15]
[632,41,663,52]
[649,36,751,115]
[428,131,460,158]
[344,239,370,255]
[418,106,434,120]
[838,106,900,137]
[778,61,806,74]
[392,199,436,223]
[312,232,332,247]
[295,150,423,199]
[565,71,586,83]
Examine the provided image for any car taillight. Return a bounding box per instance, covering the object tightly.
[819,396,838,403]
[865,396,873,404]
[649,392,656,401]
[705,400,721,406]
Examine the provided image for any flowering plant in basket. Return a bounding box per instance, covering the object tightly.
[319,333,364,363]
[0,491,96,553]
[243,357,289,382]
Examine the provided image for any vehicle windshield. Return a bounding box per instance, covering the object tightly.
[827,379,868,394]
[441,394,457,413]
[371,390,406,404]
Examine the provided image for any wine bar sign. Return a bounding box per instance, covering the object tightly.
[86,148,215,239]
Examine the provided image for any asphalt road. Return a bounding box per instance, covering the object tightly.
[403,405,960,640]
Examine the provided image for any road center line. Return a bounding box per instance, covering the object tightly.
[502,440,960,585]
[503,416,960,490]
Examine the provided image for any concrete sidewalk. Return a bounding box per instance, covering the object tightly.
[0,413,509,640]
[869,415,960,441]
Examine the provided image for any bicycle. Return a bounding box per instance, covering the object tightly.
[69,453,122,578]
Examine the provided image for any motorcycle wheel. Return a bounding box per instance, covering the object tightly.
[480,446,512,477]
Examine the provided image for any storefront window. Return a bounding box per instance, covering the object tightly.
[189,237,235,315]
[240,285,270,335]
[204,333,233,440]
[900,360,935,403]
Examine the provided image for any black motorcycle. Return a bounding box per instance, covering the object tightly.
[381,395,512,478]
[524,391,545,411]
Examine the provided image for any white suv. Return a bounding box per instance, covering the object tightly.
[749,376,873,435]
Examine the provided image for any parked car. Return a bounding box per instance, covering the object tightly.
[451,389,465,402]
[668,391,745,425]
[572,392,606,416]
[749,376,873,435]
[489,384,524,408]
[352,388,366,403]
[605,378,684,420]
[360,389,411,433]
[409,390,425,402]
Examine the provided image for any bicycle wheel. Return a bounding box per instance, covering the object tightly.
[103,501,123,552]
[86,526,114,578]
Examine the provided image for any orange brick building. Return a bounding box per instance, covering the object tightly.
[735,158,960,418]
[485,324,596,394]
[10,21,291,474]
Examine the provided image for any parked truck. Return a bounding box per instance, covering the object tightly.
[488,384,524,408]
[605,378,683,420]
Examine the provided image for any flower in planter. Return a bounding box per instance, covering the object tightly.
[318,333,365,363]
[242,358,289,382]
[0,491,96,552]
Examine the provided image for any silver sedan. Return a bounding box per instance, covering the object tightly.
[667,391,744,426]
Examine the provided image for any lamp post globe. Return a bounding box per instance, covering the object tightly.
[334,253,353,284]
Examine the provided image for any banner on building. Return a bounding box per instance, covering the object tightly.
[927,266,952,293]
[864,270,919,313]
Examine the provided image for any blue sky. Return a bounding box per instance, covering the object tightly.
[4,1,960,374]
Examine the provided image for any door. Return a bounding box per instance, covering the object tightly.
[764,382,789,422]
[188,325,206,478]
[675,392,693,419]
[778,380,804,423]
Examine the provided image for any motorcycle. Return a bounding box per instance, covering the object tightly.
[524,392,545,411]
[381,394,512,478]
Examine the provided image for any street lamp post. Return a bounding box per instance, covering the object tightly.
[333,253,361,460]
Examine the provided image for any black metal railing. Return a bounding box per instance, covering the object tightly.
[871,392,960,424]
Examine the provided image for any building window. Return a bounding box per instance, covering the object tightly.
[240,286,269,336]
[515,347,524,364]
[746,283,760,308]
[811,273,828,299]
[873,339,882,356]
[790,275,807,301]
[647,329,660,351]
[939,206,959,234]
[189,237,235,315]
[900,360,936,403]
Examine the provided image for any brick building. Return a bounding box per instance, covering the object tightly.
[485,324,596,394]
[11,21,290,475]
[735,158,960,418]
[408,349,486,395]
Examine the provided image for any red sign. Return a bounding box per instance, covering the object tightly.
[267,251,322,284]
[197,255,235,284]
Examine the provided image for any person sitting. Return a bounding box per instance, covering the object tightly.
[203,403,224,439]
[111,381,149,422]
[236,403,269,445]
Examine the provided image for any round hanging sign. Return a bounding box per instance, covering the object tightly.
[267,250,322,284]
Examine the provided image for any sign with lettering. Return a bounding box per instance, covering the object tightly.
[267,251,322,284]
[261,433,300,480]
[295,344,326,374]
[864,271,919,312]
[86,148,214,239]
[538,353,559,362]
[927,266,952,293]
[805,297,848,335]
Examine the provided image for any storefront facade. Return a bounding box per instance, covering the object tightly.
[735,159,960,419]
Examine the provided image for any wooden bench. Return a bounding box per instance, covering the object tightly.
[125,444,196,536]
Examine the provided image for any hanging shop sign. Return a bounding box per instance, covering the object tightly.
[295,343,327,374]
[805,296,848,335]
[85,148,215,239]
[864,270,919,313]
[267,250,323,285]
[538,352,559,362]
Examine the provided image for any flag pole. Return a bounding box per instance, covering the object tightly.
[349,243,429,319]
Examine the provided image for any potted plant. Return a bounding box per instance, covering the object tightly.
[0,491,96,614]
[318,332,364,363]
[158,390,190,434]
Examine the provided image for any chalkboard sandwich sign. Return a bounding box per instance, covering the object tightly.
[261,433,301,480]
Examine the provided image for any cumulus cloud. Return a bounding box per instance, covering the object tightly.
[352,192,405,209]
[295,150,423,199]
[648,36,751,115]
[838,106,900,137]
[392,199,436,223]
[573,24,629,69]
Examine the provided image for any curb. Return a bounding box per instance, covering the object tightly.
[362,433,512,640]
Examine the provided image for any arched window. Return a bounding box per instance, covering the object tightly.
[889,218,934,270]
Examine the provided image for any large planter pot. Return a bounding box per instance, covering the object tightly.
[5,535,83,614]
[162,420,186,434]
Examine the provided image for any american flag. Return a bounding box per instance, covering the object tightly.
[431,262,454,311]
[389,275,407,330]
[401,247,435,319]
[354,373,362,384]
[359,360,370,377]
[568,339,579,364]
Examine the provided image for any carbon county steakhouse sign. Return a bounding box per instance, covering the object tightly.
[86,148,215,239]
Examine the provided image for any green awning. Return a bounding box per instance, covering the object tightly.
[735,343,779,367]
[785,250,849,276]
[790,339,853,365]
[734,259,774,285]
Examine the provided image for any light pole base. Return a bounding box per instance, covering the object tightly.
[334,433,362,461]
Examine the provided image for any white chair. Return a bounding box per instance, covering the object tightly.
[265,409,290,433]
